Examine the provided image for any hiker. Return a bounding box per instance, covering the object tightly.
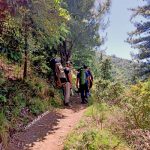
[50,58,71,106]
[76,65,90,104]
[64,61,72,87]
[64,61,74,96]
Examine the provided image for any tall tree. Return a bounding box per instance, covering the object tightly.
[127,0,150,78]
[64,0,111,67]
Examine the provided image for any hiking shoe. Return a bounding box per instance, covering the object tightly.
[81,101,86,104]
[84,99,88,103]
[64,103,72,107]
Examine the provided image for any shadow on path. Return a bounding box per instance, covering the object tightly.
[7,95,87,150]
[7,111,65,150]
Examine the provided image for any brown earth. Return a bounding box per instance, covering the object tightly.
[7,96,87,150]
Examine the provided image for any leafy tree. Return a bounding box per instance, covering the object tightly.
[64,0,111,67]
[0,14,23,62]
[0,0,70,78]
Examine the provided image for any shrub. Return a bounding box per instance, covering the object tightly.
[123,79,150,129]
[29,98,50,115]
[64,129,129,150]
[95,79,124,102]
[13,93,26,107]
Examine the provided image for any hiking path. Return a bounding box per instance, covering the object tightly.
[7,95,86,150]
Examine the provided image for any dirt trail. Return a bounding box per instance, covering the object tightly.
[7,96,86,150]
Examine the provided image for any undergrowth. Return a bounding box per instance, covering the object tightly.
[0,71,62,148]
[64,102,131,150]
[64,78,150,150]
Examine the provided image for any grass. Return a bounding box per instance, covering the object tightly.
[0,111,10,148]
[64,128,130,150]
[64,102,131,150]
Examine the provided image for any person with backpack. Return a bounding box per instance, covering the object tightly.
[76,65,90,104]
[50,58,71,107]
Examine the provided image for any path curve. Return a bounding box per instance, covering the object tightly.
[7,96,86,150]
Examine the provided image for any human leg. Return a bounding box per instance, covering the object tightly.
[80,85,86,103]
[64,82,71,105]
[84,84,89,103]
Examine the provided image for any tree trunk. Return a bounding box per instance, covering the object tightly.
[59,39,73,65]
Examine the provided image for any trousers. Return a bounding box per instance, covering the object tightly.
[80,84,89,102]
[63,82,71,104]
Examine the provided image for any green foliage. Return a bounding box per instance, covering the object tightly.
[0,95,7,103]
[0,15,23,62]
[85,103,110,130]
[0,111,10,148]
[29,98,46,115]
[65,0,111,67]
[64,103,129,150]
[95,79,124,102]
[0,0,113,148]
[50,98,61,108]
[122,79,150,129]
[76,120,87,129]
[94,52,142,84]
[0,0,70,79]
[0,73,7,104]
[110,55,140,84]
[93,53,124,103]
[64,128,127,150]
[85,103,109,118]
[13,94,26,107]
[94,54,112,80]
[0,75,60,146]
[11,107,21,119]
[127,0,150,78]
[100,58,112,80]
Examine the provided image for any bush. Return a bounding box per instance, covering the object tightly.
[85,103,110,129]
[64,128,128,150]
[29,98,50,115]
[123,79,150,129]
[95,79,124,102]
